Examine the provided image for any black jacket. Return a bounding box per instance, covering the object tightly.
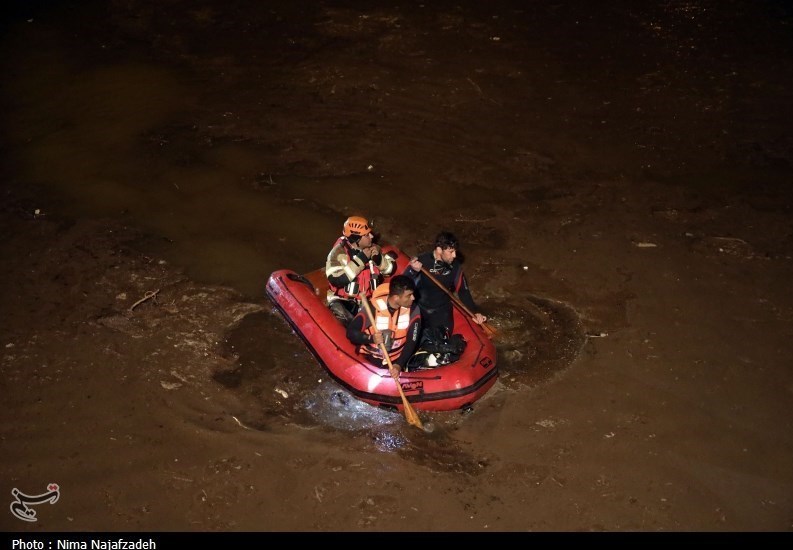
[403,251,479,314]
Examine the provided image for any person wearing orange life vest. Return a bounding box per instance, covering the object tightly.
[325,215,396,326]
[346,275,422,374]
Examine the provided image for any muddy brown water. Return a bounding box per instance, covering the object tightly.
[2,0,792,532]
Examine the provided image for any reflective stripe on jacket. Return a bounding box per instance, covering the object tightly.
[325,237,393,302]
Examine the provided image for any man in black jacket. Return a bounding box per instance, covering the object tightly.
[403,231,487,335]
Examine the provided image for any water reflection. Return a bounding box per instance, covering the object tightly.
[302,383,404,431]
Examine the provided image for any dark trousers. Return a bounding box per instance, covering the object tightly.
[329,299,357,327]
[420,303,453,335]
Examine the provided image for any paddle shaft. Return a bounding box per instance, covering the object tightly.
[419,266,497,337]
[359,293,424,430]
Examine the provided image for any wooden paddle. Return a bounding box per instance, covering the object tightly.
[359,293,424,430]
[419,266,498,338]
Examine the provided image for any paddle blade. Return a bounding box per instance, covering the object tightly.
[403,399,424,429]
[392,373,424,429]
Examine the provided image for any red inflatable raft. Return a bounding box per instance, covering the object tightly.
[265,247,498,412]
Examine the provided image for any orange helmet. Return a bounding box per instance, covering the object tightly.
[343,216,372,237]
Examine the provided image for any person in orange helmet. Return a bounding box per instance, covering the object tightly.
[325,215,396,326]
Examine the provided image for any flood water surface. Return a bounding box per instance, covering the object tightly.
[2,0,792,532]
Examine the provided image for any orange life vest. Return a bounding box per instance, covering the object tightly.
[360,283,413,364]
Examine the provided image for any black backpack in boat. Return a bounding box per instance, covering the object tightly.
[407,326,467,370]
